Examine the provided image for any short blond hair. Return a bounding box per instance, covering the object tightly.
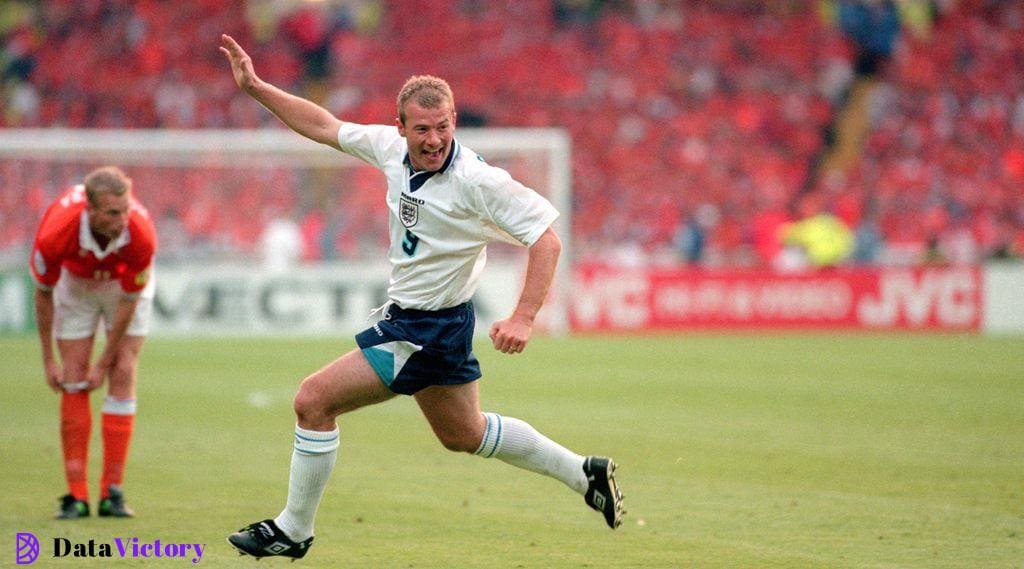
[84,166,132,205]
[397,75,455,124]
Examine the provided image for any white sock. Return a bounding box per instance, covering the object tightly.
[274,425,340,541]
[474,413,587,494]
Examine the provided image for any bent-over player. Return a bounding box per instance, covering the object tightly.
[31,166,157,519]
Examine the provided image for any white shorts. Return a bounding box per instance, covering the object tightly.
[53,272,156,340]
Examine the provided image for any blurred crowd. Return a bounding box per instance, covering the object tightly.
[1,0,1022,269]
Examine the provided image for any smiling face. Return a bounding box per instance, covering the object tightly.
[397,100,456,172]
[395,75,457,173]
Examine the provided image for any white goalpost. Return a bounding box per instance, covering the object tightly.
[0,128,572,335]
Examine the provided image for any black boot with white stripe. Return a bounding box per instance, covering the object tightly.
[228,519,314,560]
[583,456,624,529]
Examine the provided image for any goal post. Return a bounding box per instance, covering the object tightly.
[0,128,572,335]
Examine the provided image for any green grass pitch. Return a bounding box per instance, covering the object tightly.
[2,333,1022,567]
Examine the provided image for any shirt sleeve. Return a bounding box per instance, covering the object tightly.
[473,165,559,247]
[29,244,60,290]
[119,275,146,296]
[30,188,84,289]
[119,258,153,294]
[337,123,402,170]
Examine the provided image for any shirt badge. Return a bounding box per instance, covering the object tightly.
[400,195,419,228]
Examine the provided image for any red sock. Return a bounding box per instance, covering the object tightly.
[60,391,92,501]
[100,412,135,497]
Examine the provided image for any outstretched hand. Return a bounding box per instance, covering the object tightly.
[219,34,259,91]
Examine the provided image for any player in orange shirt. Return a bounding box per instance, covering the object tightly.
[30,166,157,520]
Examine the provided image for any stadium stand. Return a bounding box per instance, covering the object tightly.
[1,0,1021,267]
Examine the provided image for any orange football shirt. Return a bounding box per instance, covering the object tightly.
[30,185,157,294]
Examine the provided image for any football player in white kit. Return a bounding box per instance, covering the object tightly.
[220,34,623,560]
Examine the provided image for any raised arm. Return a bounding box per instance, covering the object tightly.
[220,34,344,149]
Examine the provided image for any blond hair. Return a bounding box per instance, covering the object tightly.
[397,75,455,124]
[84,166,132,205]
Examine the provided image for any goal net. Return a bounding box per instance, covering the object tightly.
[0,128,571,335]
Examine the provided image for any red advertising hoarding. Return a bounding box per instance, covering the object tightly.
[570,265,983,332]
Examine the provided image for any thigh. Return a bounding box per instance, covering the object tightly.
[413,381,485,451]
[57,337,95,385]
[295,349,397,429]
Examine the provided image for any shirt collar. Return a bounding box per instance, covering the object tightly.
[79,209,130,260]
[404,140,460,192]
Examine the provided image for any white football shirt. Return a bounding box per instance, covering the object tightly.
[337,122,559,310]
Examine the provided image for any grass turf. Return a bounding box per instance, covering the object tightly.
[1,333,1021,567]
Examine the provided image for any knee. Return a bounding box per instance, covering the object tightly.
[293,379,332,426]
[110,342,142,379]
[437,431,480,454]
[110,358,137,382]
[64,361,90,382]
[435,418,486,454]
[106,357,138,397]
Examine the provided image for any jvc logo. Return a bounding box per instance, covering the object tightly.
[857,268,980,328]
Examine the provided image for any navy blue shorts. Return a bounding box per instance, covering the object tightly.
[355,302,482,395]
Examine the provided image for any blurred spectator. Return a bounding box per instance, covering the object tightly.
[259,214,304,273]
[851,216,883,264]
[780,194,855,268]
[836,0,902,77]
[673,214,706,266]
